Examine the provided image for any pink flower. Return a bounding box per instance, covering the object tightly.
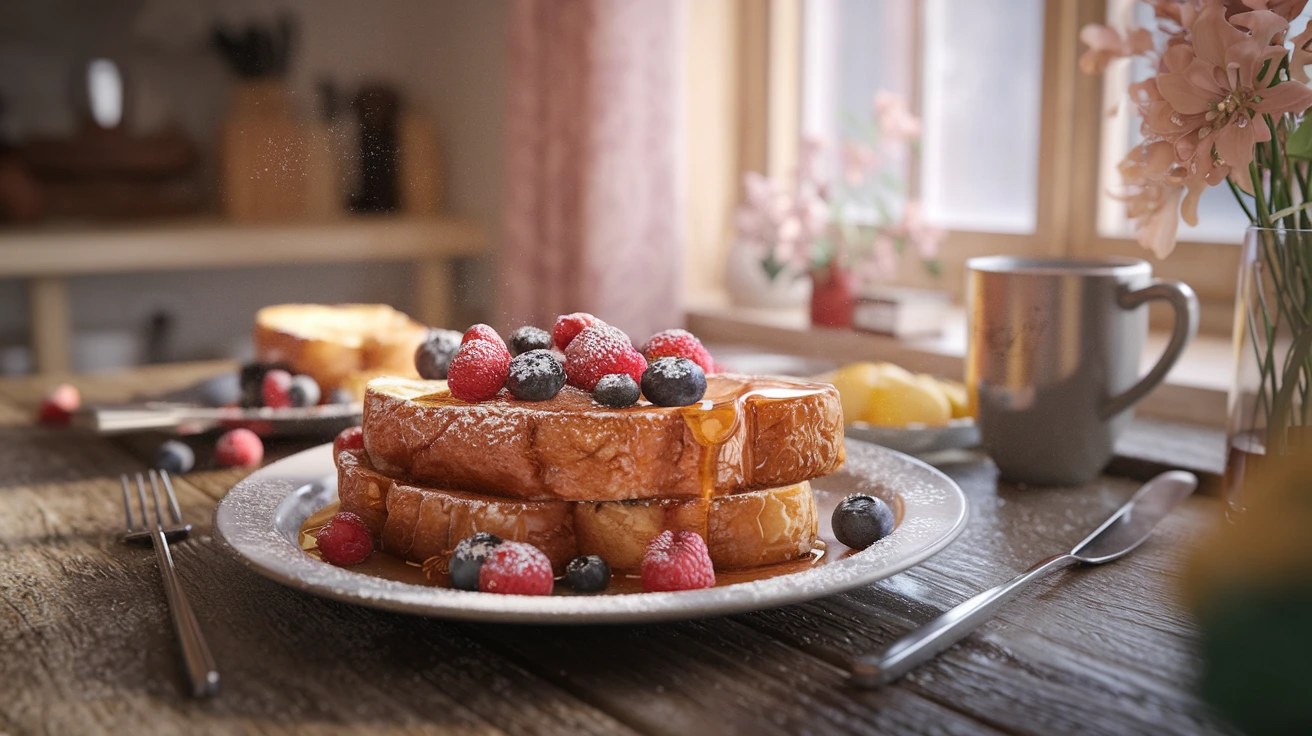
[841,141,878,186]
[1292,21,1312,83]
[1153,6,1312,192]
[874,92,920,142]
[1116,143,1207,258]
[1078,23,1154,74]
[893,201,945,260]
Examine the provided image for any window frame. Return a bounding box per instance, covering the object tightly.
[757,0,1239,332]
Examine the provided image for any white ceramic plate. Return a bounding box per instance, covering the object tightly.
[843,419,980,456]
[213,440,968,624]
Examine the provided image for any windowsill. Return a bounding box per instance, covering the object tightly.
[687,301,1231,428]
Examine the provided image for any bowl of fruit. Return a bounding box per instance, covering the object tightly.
[818,362,978,456]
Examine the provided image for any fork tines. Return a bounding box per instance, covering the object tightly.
[120,469,192,544]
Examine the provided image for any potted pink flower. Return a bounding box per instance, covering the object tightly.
[729,92,943,326]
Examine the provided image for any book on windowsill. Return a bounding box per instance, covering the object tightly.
[852,287,949,338]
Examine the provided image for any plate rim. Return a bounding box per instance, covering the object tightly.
[213,441,969,624]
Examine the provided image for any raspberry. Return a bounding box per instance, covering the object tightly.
[215,428,264,467]
[478,541,555,595]
[564,325,646,391]
[261,369,293,409]
[641,530,716,592]
[462,323,506,349]
[447,339,511,402]
[38,384,81,425]
[553,312,605,350]
[333,425,364,457]
[642,329,715,375]
[317,511,374,566]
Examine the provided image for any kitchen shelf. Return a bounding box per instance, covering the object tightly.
[0,216,485,374]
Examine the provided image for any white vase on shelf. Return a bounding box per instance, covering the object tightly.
[724,240,811,309]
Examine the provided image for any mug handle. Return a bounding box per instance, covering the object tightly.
[1101,279,1199,419]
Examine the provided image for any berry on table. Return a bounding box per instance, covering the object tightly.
[447,339,511,402]
[415,329,462,380]
[215,428,264,467]
[449,532,504,591]
[565,555,611,592]
[155,440,195,474]
[552,312,605,351]
[38,384,81,425]
[642,329,715,375]
[462,323,506,349]
[641,530,716,592]
[506,350,567,401]
[261,369,293,409]
[317,511,374,566]
[199,373,241,408]
[333,425,364,457]
[478,541,555,595]
[640,357,707,407]
[288,375,321,407]
[508,326,554,356]
[564,325,646,391]
[592,373,641,408]
[832,494,896,549]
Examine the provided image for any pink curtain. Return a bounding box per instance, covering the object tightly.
[500,0,685,343]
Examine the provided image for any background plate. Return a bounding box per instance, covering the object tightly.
[844,419,980,456]
[214,439,968,624]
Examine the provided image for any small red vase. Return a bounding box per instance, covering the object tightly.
[809,266,856,328]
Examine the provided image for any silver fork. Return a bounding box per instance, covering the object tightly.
[120,469,220,697]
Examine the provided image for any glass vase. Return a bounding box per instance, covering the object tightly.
[1224,227,1312,515]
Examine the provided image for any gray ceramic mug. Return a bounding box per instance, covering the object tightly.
[965,256,1198,486]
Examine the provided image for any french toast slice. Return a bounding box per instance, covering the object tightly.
[363,374,845,502]
[254,304,430,396]
[336,448,818,573]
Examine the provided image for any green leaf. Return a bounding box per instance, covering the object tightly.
[1285,117,1312,160]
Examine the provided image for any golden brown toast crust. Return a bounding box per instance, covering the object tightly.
[362,374,845,502]
[336,448,818,573]
[254,304,430,395]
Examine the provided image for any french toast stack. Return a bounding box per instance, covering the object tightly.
[335,373,846,576]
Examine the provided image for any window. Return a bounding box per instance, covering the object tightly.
[801,0,1046,235]
[786,0,1240,332]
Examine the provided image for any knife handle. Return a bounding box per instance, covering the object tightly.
[850,553,1079,687]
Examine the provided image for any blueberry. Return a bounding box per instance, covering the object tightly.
[506,349,566,401]
[450,532,504,590]
[640,357,707,407]
[199,373,241,407]
[832,494,896,549]
[415,329,462,380]
[326,387,355,405]
[592,373,641,408]
[155,440,195,475]
[288,375,321,408]
[565,555,611,592]
[509,326,553,356]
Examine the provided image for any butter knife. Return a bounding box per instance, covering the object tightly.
[850,470,1199,687]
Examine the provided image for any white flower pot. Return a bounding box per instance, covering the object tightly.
[724,240,811,309]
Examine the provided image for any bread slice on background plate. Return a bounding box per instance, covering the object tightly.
[254,304,430,396]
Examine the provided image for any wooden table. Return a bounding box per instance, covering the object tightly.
[0,364,1237,735]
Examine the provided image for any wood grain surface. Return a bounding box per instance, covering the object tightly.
[0,364,1238,736]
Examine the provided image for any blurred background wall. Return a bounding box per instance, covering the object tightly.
[0,0,507,371]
